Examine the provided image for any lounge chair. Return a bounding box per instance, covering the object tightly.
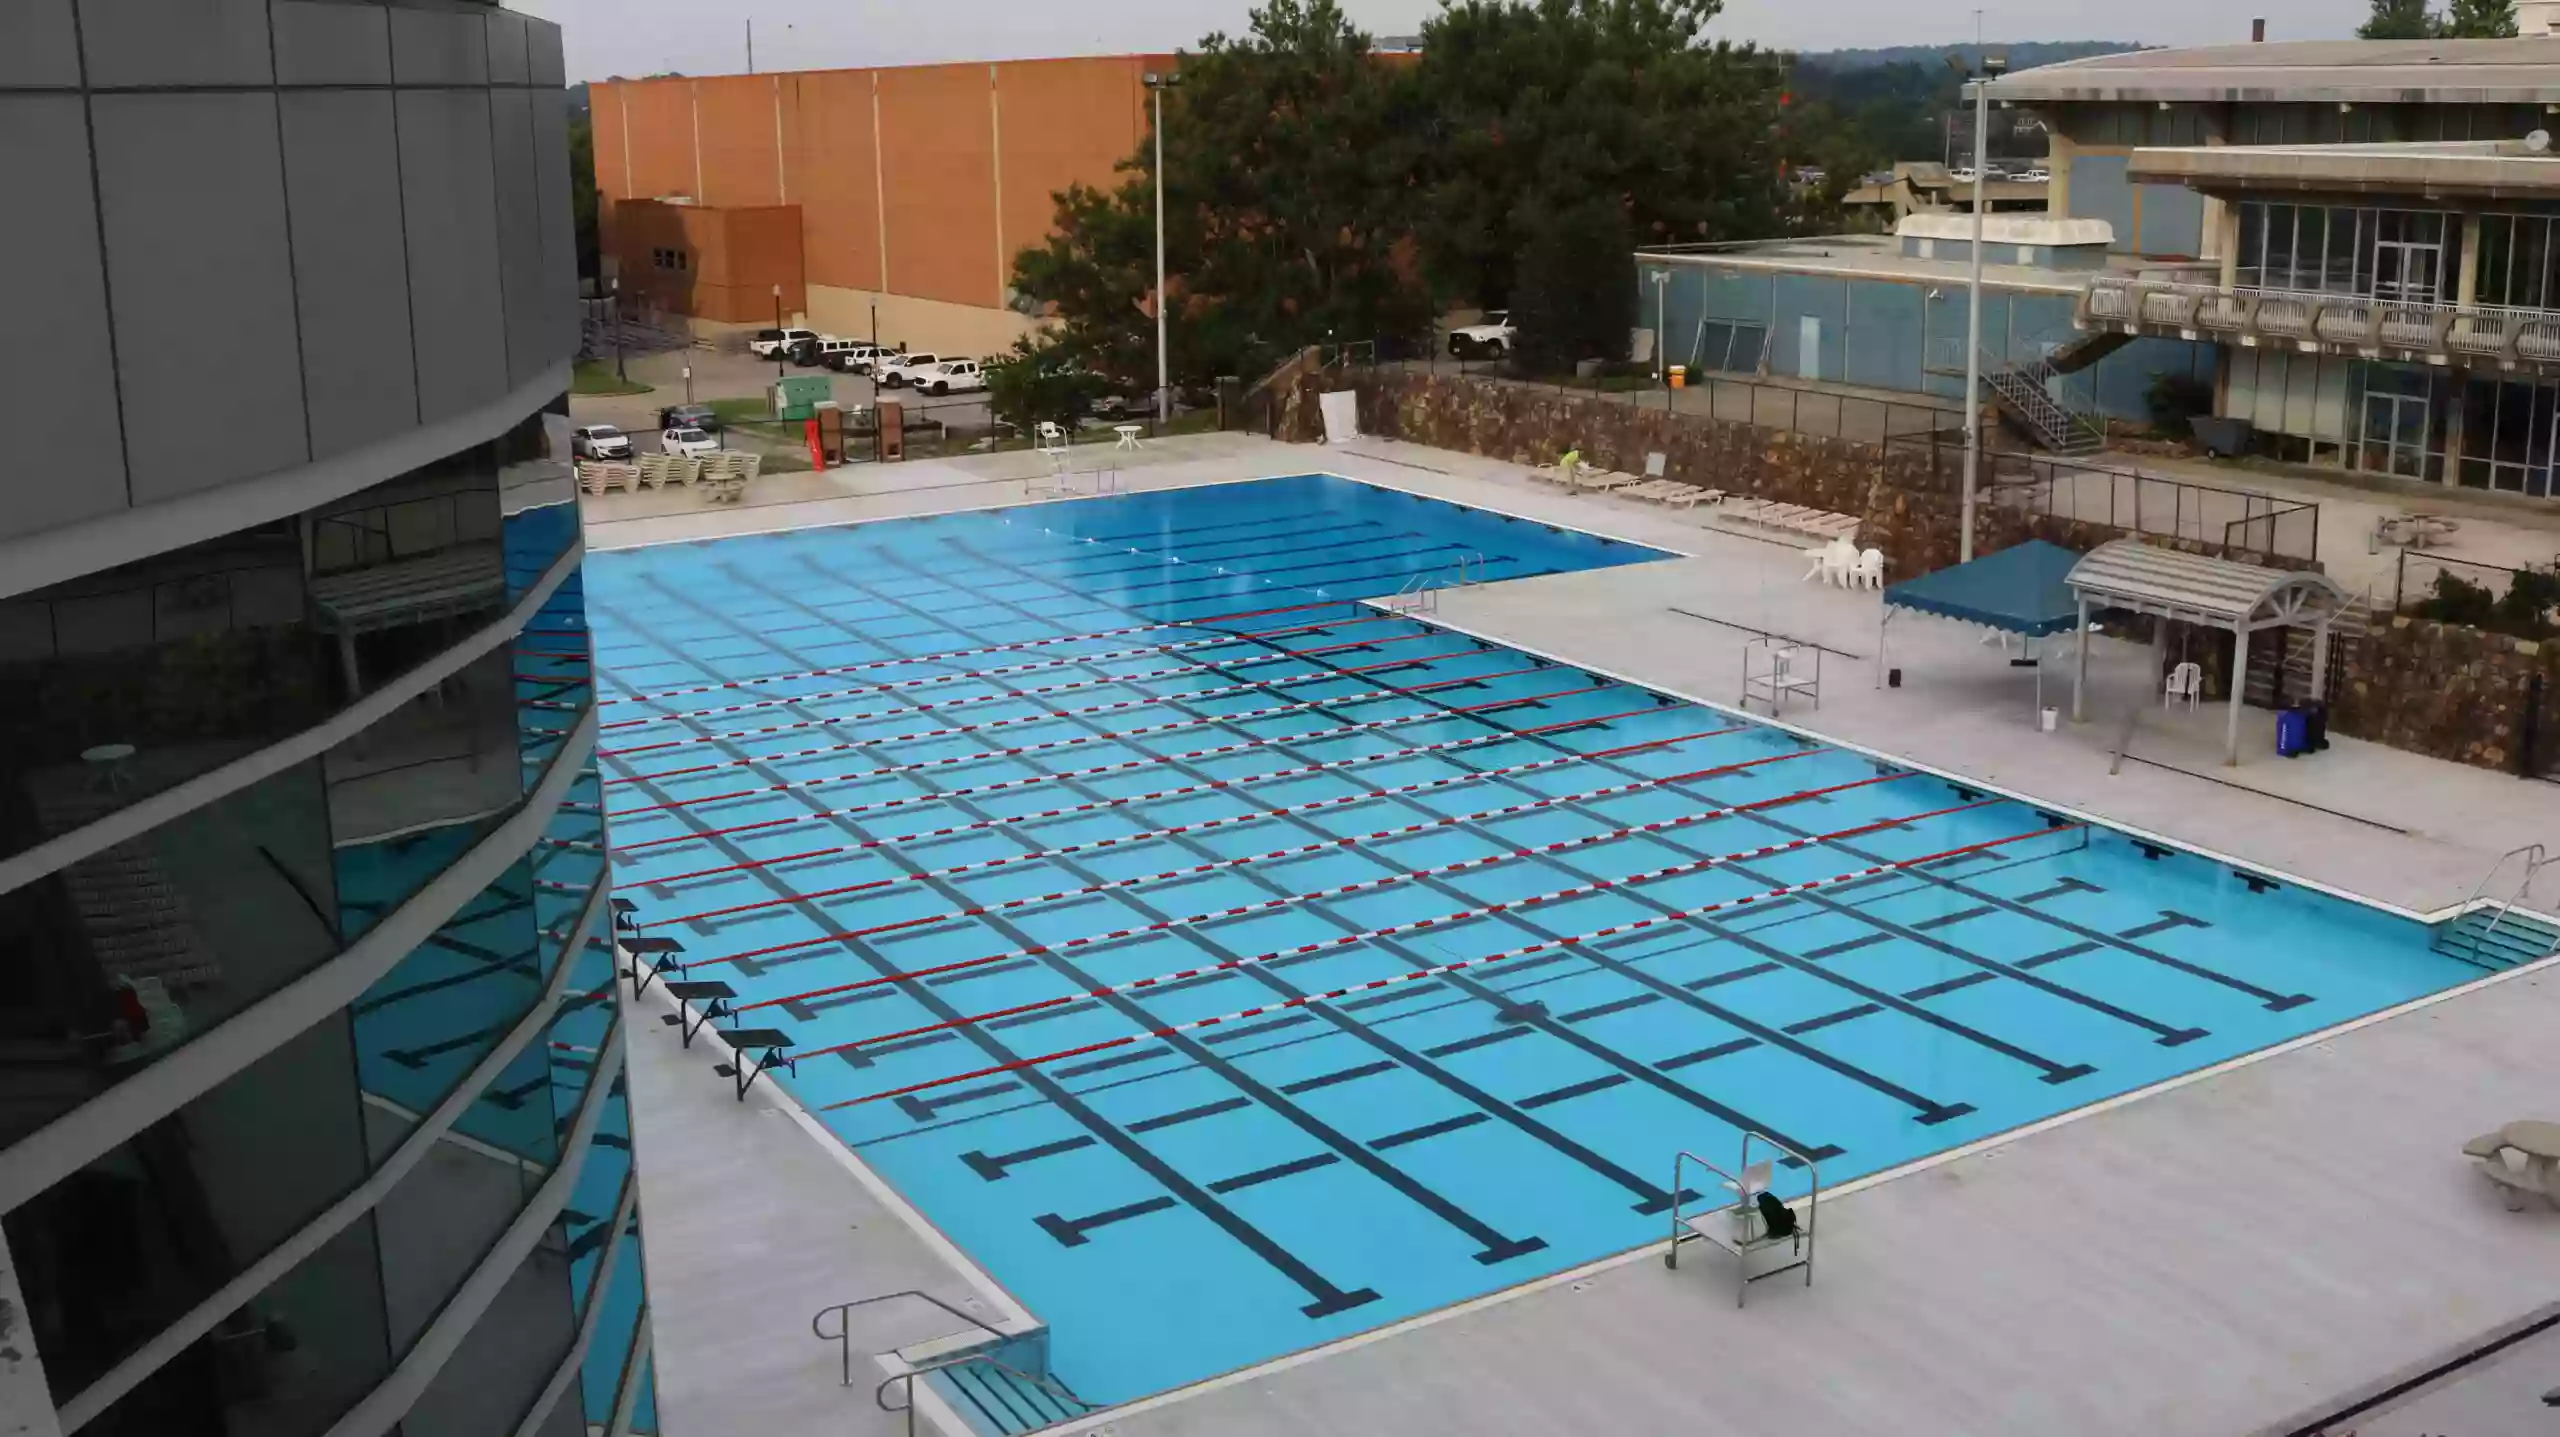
[1531,450,1584,486]
[1573,466,1643,492]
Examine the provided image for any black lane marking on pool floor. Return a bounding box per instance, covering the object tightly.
[1210,1154,1342,1194]
[1372,1114,1492,1150]
[1128,1097,1255,1133]
[1169,615,1997,1129]
[2119,911,2211,939]
[593,589,1384,1321]
[964,1136,1100,1180]
[859,537,1712,1220]
[743,553,1553,1269]
[911,539,1924,1150]
[1036,1198,1179,1247]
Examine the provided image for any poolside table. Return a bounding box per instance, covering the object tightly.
[2501,1120,2560,1201]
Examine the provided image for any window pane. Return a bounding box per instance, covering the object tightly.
[394,1224,578,1437]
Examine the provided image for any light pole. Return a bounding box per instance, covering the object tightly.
[1143,71,1184,427]
[609,275,626,382]
[1957,49,2008,564]
[1650,268,1670,392]
[771,282,785,383]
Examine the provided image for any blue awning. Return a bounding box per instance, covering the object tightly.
[1883,540,2086,638]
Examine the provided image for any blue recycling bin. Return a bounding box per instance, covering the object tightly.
[2276,706,2311,759]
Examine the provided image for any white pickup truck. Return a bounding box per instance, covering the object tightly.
[916,359,987,396]
[872,351,944,388]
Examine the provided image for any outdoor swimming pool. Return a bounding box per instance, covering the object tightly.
[585,473,2479,1413]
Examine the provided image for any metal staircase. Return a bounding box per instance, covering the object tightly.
[1979,347,2108,456]
[2244,583,2375,711]
[2432,845,2559,971]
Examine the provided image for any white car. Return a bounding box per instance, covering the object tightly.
[872,351,943,388]
[570,423,632,460]
[748,326,819,358]
[1448,311,1513,360]
[917,358,987,396]
[660,426,719,459]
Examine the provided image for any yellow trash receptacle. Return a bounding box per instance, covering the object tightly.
[1668,365,1687,390]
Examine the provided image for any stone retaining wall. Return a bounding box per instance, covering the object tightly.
[1325,369,2304,582]
[2331,617,2558,775]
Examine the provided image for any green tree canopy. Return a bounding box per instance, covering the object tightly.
[2443,0,2520,37]
[2358,0,2439,37]
[1509,199,1637,371]
[1409,0,1790,311]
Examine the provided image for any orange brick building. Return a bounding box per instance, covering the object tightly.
[592,55,1173,355]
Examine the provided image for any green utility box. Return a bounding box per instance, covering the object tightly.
[772,375,834,420]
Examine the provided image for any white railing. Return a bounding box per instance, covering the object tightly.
[2083,275,2560,366]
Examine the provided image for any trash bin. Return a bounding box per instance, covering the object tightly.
[1668,365,1687,390]
[2302,698,2330,752]
[2276,706,2311,758]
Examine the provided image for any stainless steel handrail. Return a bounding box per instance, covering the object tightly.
[877,1352,1096,1437]
[2460,844,2551,967]
[811,1290,1006,1388]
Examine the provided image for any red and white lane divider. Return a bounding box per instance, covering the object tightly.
[604,621,1432,736]
[636,704,1722,925]
[600,597,1357,706]
[795,793,1998,1059]
[605,662,1625,822]
[736,765,1921,1013]
[600,633,1462,769]
[601,663,1567,842]
[615,707,1751,886]
[817,823,2072,1109]
[666,722,1765,970]
[604,617,1423,758]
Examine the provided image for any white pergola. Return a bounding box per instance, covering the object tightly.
[2065,539,2352,766]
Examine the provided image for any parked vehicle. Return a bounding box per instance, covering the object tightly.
[570,423,632,460]
[872,351,942,388]
[787,333,846,366]
[660,426,720,459]
[1448,311,1513,360]
[918,358,987,396]
[821,341,894,373]
[749,327,818,358]
[656,402,719,432]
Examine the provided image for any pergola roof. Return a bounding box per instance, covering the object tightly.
[2065,539,2348,634]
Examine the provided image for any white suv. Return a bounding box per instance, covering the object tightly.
[873,351,942,388]
[917,358,986,396]
[749,327,818,358]
[1448,311,1513,360]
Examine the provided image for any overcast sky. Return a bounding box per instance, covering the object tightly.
[516,0,2363,84]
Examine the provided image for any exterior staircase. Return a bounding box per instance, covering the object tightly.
[2431,907,2560,970]
[2044,327,2135,375]
[1980,348,2108,456]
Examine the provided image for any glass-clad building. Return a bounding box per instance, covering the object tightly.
[0,2,652,1434]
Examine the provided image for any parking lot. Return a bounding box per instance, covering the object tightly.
[572,342,996,455]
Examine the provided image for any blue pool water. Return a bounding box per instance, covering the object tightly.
[586,473,2474,1406]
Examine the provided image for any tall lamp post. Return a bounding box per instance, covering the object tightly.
[770,282,785,383]
[1649,268,1670,395]
[609,275,626,382]
[1955,48,2008,565]
[1143,71,1184,427]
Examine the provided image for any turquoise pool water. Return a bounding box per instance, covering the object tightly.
[586,473,2472,1408]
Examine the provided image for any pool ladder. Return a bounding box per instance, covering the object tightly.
[1385,552,1486,615]
[2434,844,2559,971]
[813,1290,1096,1435]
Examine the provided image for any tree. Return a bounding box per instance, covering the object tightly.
[1509,199,1636,372]
[1408,0,1792,311]
[985,335,1107,434]
[2443,0,2519,36]
[2358,0,2438,38]
[1009,0,1428,394]
[568,110,599,281]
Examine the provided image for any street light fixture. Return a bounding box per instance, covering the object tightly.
[1950,47,2009,565]
[770,282,785,382]
[609,275,626,382]
[1649,268,1670,394]
[1143,71,1185,427]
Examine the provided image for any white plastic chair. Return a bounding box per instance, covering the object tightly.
[2165,661,2203,711]
[1856,548,1885,590]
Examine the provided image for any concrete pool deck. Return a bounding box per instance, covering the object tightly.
[589,433,2560,1436]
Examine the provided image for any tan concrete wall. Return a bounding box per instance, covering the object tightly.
[804,284,1042,360]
